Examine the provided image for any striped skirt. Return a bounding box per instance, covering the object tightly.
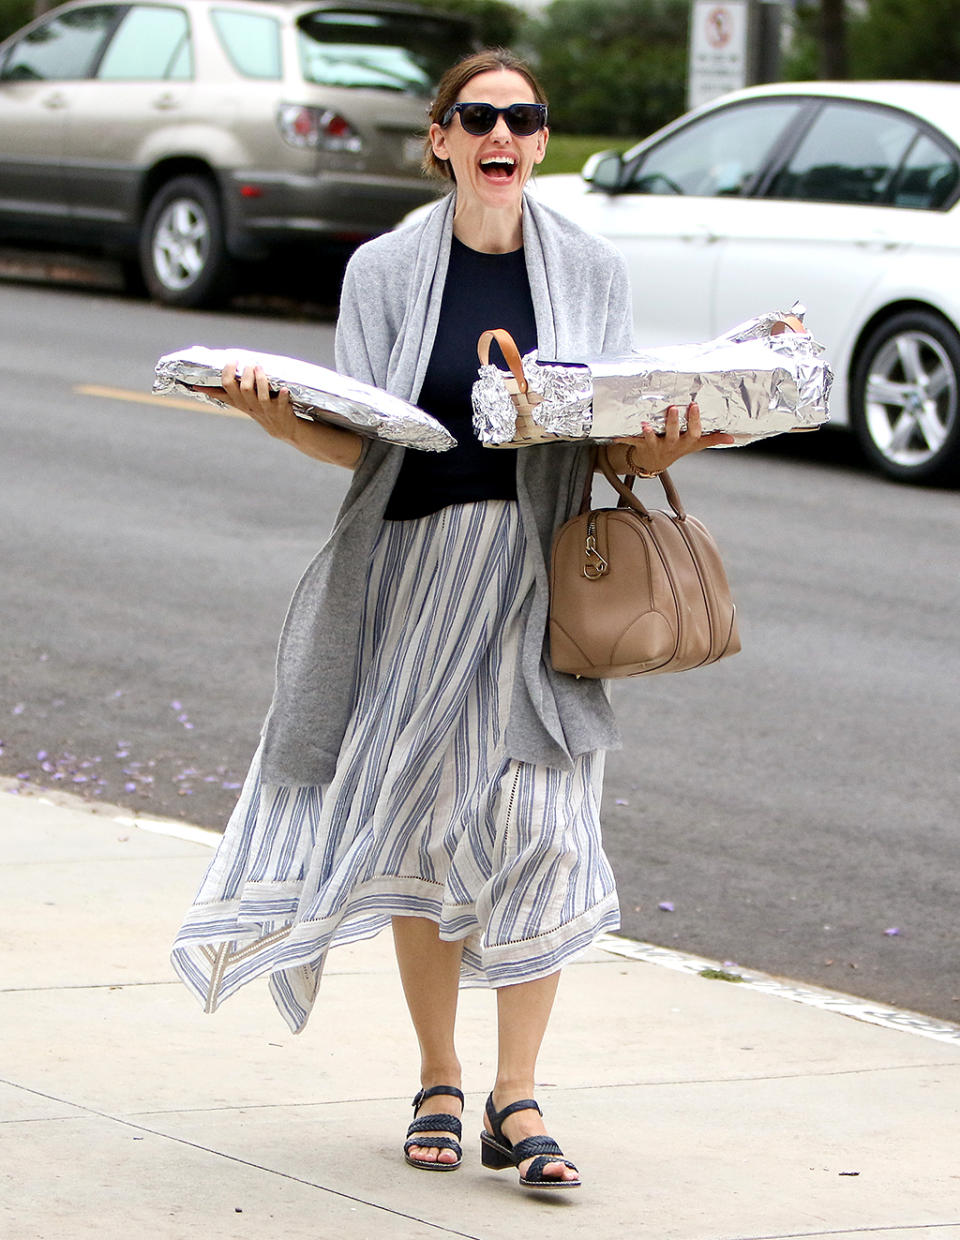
[171,500,620,1033]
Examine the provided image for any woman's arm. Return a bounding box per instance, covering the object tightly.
[197,363,364,470]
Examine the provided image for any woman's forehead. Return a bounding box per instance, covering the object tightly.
[458,68,536,104]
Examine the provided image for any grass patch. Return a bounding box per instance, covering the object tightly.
[699,967,746,983]
[538,134,634,176]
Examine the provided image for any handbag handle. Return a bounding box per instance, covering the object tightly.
[477,328,527,394]
[597,447,687,520]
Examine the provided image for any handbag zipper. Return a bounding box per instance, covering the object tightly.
[584,515,608,579]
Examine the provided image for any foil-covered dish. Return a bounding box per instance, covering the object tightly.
[472,308,833,448]
[154,346,456,452]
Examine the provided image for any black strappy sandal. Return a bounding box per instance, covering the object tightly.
[480,1094,581,1190]
[403,1085,464,1171]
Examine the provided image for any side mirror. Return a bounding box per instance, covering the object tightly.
[582,150,623,192]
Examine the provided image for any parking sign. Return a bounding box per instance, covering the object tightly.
[688,0,749,109]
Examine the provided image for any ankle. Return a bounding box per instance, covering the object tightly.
[492,1076,536,1107]
[419,1062,462,1093]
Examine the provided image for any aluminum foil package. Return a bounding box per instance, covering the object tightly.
[472,309,833,447]
[154,346,456,452]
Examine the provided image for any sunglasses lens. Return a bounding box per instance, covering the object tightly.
[505,105,544,136]
[458,103,497,135]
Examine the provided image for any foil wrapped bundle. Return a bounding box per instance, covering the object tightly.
[472,309,833,447]
[154,346,456,452]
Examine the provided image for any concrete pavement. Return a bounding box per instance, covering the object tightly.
[2,779,960,1240]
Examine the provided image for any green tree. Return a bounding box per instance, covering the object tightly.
[410,0,525,50]
[0,1,36,41]
[527,0,689,137]
[851,0,960,81]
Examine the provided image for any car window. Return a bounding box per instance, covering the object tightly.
[0,5,120,81]
[889,133,959,210]
[623,100,802,197]
[212,9,281,80]
[296,8,470,95]
[768,102,916,205]
[98,5,192,80]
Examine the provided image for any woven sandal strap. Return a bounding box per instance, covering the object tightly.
[522,1154,579,1183]
[513,1135,564,1162]
[406,1114,462,1139]
[403,1135,462,1155]
[412,1086,464,1110]
[486,1095,542,1131]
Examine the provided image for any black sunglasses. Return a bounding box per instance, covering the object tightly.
[439,102,548,137]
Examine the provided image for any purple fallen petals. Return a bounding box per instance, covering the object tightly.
[37,750,47,761]
[222,781,242,790]
[658,900,675,913]
[170,700,182,711]
[16,772,30,781]
[124,782,137,792]
[615,798,629,806]
[884,927,901,937]
[12,703,24,715]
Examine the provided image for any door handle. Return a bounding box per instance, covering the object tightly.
[42,92,67,110]
[152,92,179,110]
[679,226,720,244]
[856,230,897,251]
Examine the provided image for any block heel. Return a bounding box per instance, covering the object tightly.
[480,1133,514,1169]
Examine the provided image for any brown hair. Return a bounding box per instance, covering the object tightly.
[422,48,548,182]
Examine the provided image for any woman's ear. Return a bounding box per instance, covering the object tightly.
[429,122,448,162]
[533,126,549,165]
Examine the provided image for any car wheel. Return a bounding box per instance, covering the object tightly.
[139,175,231,308]
[851,310,960,485]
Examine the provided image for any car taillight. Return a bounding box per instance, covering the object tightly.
[277,105,363,153]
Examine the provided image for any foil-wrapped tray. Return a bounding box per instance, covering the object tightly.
[472,309,833,448]
[154,346,456,452]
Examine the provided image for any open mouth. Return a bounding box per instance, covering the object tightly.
[480,156,517,181]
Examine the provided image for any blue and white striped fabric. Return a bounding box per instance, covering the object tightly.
[171,501,620,1033]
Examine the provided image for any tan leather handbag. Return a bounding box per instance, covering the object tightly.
[549,449,741,678]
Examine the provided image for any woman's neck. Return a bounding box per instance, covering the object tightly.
[451,197,523,253]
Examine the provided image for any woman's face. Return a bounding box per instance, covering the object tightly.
[430,68,548,212]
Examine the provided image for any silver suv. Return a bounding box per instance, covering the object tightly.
[0,0,470,306]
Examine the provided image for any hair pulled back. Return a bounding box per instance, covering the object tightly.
[422,48,548,182]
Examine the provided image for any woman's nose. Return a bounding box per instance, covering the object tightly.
[489,115,512,142]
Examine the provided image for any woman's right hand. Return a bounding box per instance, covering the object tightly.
[194,361,364,468]
[194,362,298,442]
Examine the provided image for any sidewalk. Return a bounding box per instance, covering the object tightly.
[2,781,959,1240]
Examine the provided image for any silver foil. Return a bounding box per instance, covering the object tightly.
[471,308,833,447]
[154,345,456,452]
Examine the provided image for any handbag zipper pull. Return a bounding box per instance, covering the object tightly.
[584,517,608,579]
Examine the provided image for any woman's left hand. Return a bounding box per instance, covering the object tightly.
[612,403,734,475]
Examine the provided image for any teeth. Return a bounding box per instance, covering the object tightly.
[481,156,516,167]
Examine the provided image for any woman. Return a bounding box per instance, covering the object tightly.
[172,48,730,1191]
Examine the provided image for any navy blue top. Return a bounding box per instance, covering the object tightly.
[384,236,537,520]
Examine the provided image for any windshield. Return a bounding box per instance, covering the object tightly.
[297,9,472,95]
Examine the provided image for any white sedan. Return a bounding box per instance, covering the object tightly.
[530,81,960,485]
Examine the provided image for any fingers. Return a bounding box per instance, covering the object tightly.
[217,362,286,418]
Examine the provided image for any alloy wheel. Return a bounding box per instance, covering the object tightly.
[862,329,957,471]
[151,197,211,292]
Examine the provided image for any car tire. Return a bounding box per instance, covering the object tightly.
[139,175,231,308]
[851,310,960,485]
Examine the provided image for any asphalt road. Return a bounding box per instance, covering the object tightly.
[2,269,959,1022]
